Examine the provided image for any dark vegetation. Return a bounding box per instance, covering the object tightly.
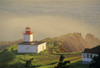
[42,37,63,54]
[89,54,100,68]
[25,58,34,68]
[55,55,70,68]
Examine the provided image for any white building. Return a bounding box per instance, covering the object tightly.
[18,27,46,53]
[82,46,100,64]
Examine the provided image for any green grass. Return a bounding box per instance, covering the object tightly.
[0,45,83,68]
[69,60,89,68]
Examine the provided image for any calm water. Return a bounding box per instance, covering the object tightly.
[0,0,100,41]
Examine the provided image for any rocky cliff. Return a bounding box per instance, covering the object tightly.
[85,33,100,48]
[57,33,100,52]
[44,33,100,52]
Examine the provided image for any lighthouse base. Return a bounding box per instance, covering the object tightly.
[18,42,46,53]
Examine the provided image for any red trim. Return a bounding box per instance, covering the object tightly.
[24,31,33,35]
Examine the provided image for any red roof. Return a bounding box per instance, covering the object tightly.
[26,27,31,29]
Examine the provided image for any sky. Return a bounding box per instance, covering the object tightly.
[0,0,100,41]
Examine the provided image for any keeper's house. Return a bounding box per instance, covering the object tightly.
[82,46,100,64]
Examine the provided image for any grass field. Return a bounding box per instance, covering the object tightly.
[69,60,89,68]
[0,45,87,68]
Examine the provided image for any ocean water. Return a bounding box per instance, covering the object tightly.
[0,0,100,41]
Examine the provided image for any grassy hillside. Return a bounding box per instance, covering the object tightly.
[0,45,81,68]
[69,60,88,68]
[0,33,98,68]
[0,40,23,50]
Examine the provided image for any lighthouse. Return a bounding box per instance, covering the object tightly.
[17,27,46,53]
[24,27,33,42]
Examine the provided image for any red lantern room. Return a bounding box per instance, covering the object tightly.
[24,27,33,35]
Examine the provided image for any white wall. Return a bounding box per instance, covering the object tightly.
[24,34,33,42]
[37,42,46,53]
[82,53,98,63]
[18,42,46,53]
[18,45,37,53]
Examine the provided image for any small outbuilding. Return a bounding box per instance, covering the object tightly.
[18,27,46,53]
[82,46,100,64]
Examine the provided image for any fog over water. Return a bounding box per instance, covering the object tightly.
[0,0,100,41]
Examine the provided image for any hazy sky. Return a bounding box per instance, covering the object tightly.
[0,0,100,41]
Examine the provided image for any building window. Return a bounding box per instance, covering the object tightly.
[83,54,86,58]
[87,54,89,58]
[90,55,92,58]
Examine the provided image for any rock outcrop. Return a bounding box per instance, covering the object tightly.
[55,33,100,52]
[85,33,100,48]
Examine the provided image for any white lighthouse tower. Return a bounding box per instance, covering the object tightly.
[24,27,33,42]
